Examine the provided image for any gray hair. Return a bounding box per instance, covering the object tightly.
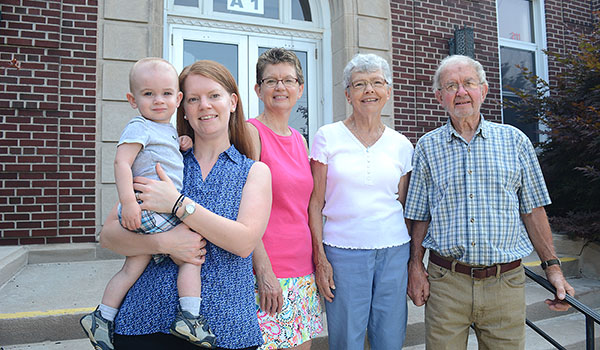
[343,53,392,89]
[432,55,487,93]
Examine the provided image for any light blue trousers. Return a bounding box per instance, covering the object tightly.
[324,243,409,350]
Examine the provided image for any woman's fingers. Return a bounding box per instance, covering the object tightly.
[132,165,180,213]
[275,293,283,313]
[155,163,173,184]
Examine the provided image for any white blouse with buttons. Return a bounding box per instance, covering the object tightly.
[310,121,414,249]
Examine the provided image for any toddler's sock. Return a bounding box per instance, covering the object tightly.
[179,296,201,317]
[98,304,118,322]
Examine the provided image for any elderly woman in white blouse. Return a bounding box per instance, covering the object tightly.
[308,53,414,350]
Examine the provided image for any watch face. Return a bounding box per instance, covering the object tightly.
[186,203,195,214]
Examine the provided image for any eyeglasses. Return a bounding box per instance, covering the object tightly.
[260,77,299,88]
[439,80,481,93]
[349,79,387,90]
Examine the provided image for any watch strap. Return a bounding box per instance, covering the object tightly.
[541,258,561,270]
[172,194,185,216]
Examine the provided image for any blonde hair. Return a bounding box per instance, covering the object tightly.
[129,57,179,92]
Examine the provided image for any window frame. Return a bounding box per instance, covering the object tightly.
[167,0,321,31]
[497,0,549,142]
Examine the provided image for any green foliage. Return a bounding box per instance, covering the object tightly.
[506,15,600,241]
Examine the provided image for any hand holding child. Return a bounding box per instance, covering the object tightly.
[120,199,142,230]
[178,135,193,152]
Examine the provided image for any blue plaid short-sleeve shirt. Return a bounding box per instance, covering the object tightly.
[404,117,551,265]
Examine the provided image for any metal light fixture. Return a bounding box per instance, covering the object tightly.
[449,26,474,57]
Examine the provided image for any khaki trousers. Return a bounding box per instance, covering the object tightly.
[425,261,526,350]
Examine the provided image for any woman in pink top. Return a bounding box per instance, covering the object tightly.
[247,48,323,350]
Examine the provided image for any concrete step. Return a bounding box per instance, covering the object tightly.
[403,306,600,350]
[1,241,598,349]
[0,259,125,346]
[0,246,27,287]
[2,339,92,350]
[0,244,123,347]
[524,306,600,350]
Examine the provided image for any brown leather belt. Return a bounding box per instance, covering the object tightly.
[429,251,521,279]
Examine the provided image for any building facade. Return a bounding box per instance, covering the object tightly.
[0,0,597,245]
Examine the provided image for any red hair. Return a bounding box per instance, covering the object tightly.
[177,60,252,158]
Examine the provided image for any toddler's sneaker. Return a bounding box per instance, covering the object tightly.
[79,306,114,350]
[170,307,216,348]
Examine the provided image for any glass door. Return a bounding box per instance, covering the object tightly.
[171,27,319,143]
[171,28,249,111]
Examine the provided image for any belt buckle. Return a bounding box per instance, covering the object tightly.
[470,267,486,279]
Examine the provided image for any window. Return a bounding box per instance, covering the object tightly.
[497,0,548,143]
[174,0,198,6]
[171,0,313,23]
[292,0,311,21]
[214,0,279,19]
[498,0,533,42]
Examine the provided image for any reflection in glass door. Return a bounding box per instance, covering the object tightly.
[183,41,239,81]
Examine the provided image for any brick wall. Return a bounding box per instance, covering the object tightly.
[389,0,501,144]
[0,0,98,245]
[545,0,598,83]
[0,0,595,246]
[390,0,596,144]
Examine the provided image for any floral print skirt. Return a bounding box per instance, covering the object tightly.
[254,273,323,349]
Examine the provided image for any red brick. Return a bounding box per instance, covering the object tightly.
[32,212,57,220]
[3,230,31,238]
[0,222,16,229]
[43,221,58,228]
[0,239,20,245]
[32,164,58,172]
[72,235,96,243]
[71,220,95,226]
[4,164,31,172]
[60,227,83,235]
[17,221,42,229]
[5,213,30,220]
[20,238,46,244]
[47,237,72,244]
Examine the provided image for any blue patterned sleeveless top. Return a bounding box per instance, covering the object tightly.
[114,146,263,349]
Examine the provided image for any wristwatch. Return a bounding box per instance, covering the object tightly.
[180,202,196,221]
[540,258,561,270]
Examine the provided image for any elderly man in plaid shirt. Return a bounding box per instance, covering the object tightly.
[404,55,575,350]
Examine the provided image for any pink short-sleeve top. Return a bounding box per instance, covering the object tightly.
[248,118,314,278]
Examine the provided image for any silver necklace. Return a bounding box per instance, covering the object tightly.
[350,118,384,148]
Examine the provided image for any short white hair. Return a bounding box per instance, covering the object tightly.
[343,53,392,89]
[432,55,488,93]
